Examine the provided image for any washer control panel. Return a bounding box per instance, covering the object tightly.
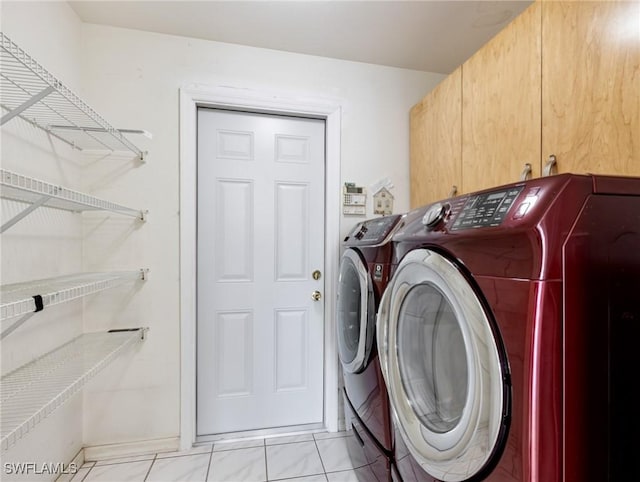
[451,186,524,231]
[347,214,402,243]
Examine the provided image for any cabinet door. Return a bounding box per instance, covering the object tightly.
[410,67,462,208]
[542,1,640,175]
[462,2,542,193]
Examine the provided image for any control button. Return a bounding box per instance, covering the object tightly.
[513,202,530,219]
[525,187,540,198]
[422,202,449,229]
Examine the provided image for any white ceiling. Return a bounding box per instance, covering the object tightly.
[69,0,533,74]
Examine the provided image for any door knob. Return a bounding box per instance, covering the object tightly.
[311,290,322,301]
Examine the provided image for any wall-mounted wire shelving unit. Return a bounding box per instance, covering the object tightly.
[0,32,148,161]
[0,271,148,338]
[1,32,150,456]
[0,328,148,452]
[0,270,148,321]
[0,169,148,233]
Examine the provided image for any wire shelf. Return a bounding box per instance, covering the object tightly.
[0,169,147,232]
[0,32,146,160]
[0,271,146,322]
[0,329,147,451]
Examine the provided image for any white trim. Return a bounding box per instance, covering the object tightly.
[196,422,325,444]
[83,437,180,461]
[179,83,342,450]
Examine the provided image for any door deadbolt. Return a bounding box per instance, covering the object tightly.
[311,290,322,301]
[312,270,322,280]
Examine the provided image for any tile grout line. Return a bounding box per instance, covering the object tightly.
[207,433,348,481]
[266,440,326,482]
[269,474,329,482]
[313,435,329,479]
[84,436,354,482]
[263,441,269,482]
[205,443,215,482]
[90,457,156,467]
[142,454,157,482]
[319,433,372,477]
[79,461,95,482]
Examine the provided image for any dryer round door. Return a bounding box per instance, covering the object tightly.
[337,249,375,373]
[377,248,510,482]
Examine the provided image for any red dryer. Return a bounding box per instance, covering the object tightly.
[377,174,640,481]
[337,214,405,480]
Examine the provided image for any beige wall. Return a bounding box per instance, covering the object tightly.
[78,22,444,447]
[1,0,445,459]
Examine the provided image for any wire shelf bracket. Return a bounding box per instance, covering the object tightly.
[0,270,148,325]
[0,329,148,452]
[0,32,149,161]
[1,86,55,125]
[0,169,147,233]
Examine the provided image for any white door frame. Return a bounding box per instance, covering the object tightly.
[179,83,342,449]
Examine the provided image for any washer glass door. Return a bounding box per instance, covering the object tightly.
[377,248,509,482]
[337,249,374,373]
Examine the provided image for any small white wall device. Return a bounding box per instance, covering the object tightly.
[343,182,366,215]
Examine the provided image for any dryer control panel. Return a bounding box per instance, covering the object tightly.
[344,214,402,245]
[451,186,524,230]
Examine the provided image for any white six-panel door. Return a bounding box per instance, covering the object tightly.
[196,108,326,436]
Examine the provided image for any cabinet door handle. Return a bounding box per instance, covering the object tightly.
[448,185,458,197]
[543,155,558,177]
[520,163,532,181]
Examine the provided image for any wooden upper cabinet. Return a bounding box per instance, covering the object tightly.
[542,1,640,175]
[462,2,542,193]
[410,67,462,208]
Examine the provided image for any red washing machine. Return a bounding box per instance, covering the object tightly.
[337,214,405,480]
[377,174,640,481]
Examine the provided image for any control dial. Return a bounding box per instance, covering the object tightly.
[422,202,449,229]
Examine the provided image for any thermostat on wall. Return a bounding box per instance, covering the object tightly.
[343,182,366,215]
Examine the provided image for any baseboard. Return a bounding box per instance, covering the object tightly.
[55,450,84,482]
[83,437,180,461]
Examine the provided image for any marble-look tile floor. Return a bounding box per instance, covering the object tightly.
[73,431,377,482]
